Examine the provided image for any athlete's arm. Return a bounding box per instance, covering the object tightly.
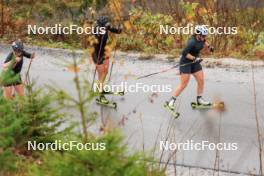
[106,22,122,34]
[2,52,13,69]
[23,51,35,59]
[204,41,214,52]
[2,61,12,70]
[186,53,196,60]
[182,40,196,61]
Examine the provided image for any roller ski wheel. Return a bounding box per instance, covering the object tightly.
[191,101,225,109]
[96,98,117,109]
[164,101,180,118]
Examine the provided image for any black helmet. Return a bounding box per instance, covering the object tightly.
[96,16,109,27]
[12,40,24,52]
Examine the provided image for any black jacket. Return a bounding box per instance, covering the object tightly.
[4,51,32,74]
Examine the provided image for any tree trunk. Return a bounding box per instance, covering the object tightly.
[1,0,4,37]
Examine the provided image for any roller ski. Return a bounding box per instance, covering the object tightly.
[164,101,180,118]
[102,90,125,96]
[96,95,117,109]
[93,82,124,96]
[191,96,224,109]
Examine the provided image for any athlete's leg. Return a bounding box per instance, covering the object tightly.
[173,74,191,97]
[193,70,211,105]
[96,58,109,85]
[192,70,204,96]
[96,64,104,84]
[102,58,110,81]
[96,58,110,103]
[14,84,24,97]
[167,74,190,108]
[3,86,13,100]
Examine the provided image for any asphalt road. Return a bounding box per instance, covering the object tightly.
[0,46,263,175]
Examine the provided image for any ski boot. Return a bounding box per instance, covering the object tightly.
[197,97,211,106]
[191,97,213,109]
[164,101,180,118]
[96,94,117,109]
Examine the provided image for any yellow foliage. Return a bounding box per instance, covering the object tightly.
[66,65,81,73]
[198,7,207,16]
[104,45,112,58]
[119,59,125,66]
[124,21,132,30]
[108,0,122,22]
[186,15,194,22]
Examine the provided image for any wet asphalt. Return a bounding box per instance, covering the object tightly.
[0,46,263,175]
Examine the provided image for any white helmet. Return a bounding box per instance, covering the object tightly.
[195,25,208,35]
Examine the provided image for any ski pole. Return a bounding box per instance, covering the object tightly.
[90,33,105,91]
[136,60,197,80]
[108,37,119,82]
[25,55,33,85]
[108,53,115,82]
[90,67,97,91]
[24,53,34,96]
[108,21,123,83]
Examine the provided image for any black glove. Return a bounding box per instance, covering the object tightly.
[117,24,123,33]
[105,22,111,28]
[208,45,214,53]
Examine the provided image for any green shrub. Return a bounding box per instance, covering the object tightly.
[28,132,164,176]
[256,32,264,46]
[0,74,164,176]
[0,87,71,174]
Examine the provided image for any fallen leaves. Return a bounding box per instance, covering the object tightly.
[66,65,81,73]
